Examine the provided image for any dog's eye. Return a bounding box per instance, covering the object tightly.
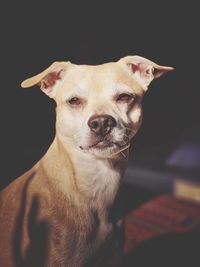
[68,97,82,106]
[116,93,134,103]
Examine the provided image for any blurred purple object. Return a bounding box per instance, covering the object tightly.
[167,145,200,170]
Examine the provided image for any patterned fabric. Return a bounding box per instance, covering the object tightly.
[124,195,200,254]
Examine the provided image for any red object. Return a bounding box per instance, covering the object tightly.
[124,195,200,254]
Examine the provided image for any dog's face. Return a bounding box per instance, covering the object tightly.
[21,56,173,159]
[55,63,143,159]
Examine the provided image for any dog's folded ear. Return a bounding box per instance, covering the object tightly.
[119,56,174,90]
[21,61,71,98]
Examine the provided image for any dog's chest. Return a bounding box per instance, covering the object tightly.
[77,159,121,209]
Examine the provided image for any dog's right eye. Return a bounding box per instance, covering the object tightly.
[68,97,82,106]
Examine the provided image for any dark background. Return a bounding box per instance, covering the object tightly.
[0,1,199,188]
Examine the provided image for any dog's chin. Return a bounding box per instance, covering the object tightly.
[80,141,129,159]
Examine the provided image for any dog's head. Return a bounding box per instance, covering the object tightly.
[21,56,173,159]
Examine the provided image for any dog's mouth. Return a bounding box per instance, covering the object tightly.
[79,136,130,157]
[89,138,114,149]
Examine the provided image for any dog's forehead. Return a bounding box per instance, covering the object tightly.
[60,62,143,96]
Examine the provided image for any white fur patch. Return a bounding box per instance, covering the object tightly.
[130,108,141,123]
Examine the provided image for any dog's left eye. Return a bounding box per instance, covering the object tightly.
[68,97,82,106]
[116,93,134,103]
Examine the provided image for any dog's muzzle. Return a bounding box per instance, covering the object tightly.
[79,115,130,155]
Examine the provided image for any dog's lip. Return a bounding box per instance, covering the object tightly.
[79,140,106,150]
[89,139,129,150]
[89,139,112,149]
[79,139,116,150]
[79,137,130,151]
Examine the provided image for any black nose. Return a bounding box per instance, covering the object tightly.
[88,115,117,136]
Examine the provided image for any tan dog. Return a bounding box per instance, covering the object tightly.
[0,56,173,267]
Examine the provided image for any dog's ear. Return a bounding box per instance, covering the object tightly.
[119,55,174,90]
[21,61,71,98]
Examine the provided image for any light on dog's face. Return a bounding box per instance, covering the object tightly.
[55,63,144,159]
[21,55,173,159]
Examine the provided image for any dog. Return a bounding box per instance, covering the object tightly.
[0,55,173,267]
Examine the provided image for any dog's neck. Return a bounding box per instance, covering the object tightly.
[40,136,128,213]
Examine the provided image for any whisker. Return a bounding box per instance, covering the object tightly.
[111,143,130,157]
[120,151,127,159]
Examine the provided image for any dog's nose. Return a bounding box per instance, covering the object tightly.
[88,115,117,136]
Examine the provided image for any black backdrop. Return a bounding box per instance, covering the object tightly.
[0,1,199,188]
